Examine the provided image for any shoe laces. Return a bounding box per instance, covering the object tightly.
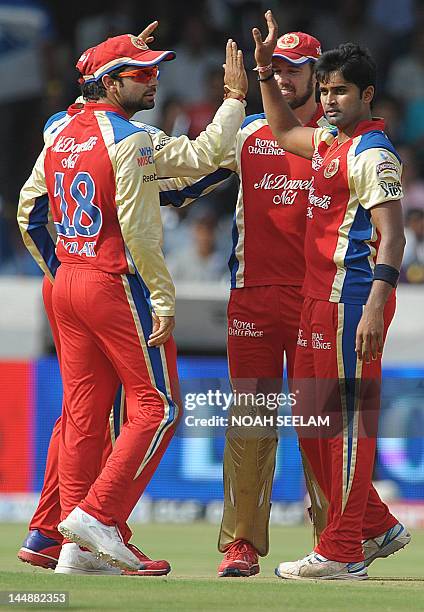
[225,540,256,561]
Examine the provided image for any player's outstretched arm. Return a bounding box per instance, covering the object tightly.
[132,39,247,178]
[252,10,315,159]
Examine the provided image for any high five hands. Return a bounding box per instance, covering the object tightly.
[252,10,279,67]
[223,39,248,101]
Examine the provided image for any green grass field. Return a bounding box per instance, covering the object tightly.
[0,523,422,611]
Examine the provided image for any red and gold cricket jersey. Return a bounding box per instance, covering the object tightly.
[229,107,326,289]
[18,98,245,316]
[303,119,403,305]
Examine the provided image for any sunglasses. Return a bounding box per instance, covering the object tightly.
[118,65,160,83]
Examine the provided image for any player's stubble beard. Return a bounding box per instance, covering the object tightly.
[286,73,315,110]
[123,87,157,115]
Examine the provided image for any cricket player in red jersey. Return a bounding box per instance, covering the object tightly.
[18,34,247,576]
[18,33,247,574]
[217,32,329,578]
[17,24,246,574]
[252,11,411,580]
[163,31,330,577]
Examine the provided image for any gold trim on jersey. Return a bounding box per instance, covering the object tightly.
[96,112,137,274]
[344,337,363,505]
[329,139,361,302]
[337,303,361,514]
[336,304,349,512]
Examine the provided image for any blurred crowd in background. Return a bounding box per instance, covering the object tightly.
[1,0,424,284]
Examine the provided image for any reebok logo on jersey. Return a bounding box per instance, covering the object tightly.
[143,172,157,183]
[137,146,154,166]
[248,138,285,156]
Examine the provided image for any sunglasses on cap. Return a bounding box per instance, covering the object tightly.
[118,65,159,83]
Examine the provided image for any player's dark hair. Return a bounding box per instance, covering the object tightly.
[79,68,125,100]
[315,43,376,96]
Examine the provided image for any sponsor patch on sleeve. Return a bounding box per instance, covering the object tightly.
[376,160,398,178]
[378,179,402,198]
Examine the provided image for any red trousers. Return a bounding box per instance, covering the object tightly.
[30,277,123,541]
[32,268,180,538]
[293,297,398,562]
[227,285,303,381]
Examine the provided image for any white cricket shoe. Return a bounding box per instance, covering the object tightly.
[58,507,140,571]
[275,552,368,581]
[363,522,411,567]
[54,543,120,575]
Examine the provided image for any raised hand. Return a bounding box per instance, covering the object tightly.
[137,20,159,45]
[223,39,248,100]
[252,10,278,67]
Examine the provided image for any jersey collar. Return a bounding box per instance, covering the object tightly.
[66,102,84,116]
[76,101,129,118]
[350,117,386,138]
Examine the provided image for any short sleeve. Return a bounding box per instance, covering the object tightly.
[353,148,403,210]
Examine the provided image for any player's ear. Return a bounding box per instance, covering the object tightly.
[362,85,374,105]
[102,74,119,93]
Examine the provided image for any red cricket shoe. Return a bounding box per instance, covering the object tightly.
[218,540,259,577]
[18,530,61,570]
[122,543,171,576]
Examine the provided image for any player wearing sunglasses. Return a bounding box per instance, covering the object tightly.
[18,28,247,576]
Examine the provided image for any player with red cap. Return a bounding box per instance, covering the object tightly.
[18,30,247,574]
[216,29,328,579]
[160,29,330,577]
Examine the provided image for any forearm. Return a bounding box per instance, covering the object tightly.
[259,68,301,142]
[366,234,405,309]
[145,98,243,178]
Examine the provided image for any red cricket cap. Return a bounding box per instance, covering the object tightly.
[76,34,176,83]
[273,32,322,65]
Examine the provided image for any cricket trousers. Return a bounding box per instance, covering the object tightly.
[30,276,128,541]
[227,285,303,381]
[51,265,181,531]
[220,285,329,556]
[294,296,398,562]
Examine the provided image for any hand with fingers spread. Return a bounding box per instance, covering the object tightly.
[252,9,278,68]
[223,39,248,101]
[137,20,159,45]
[148,312,175,347]
[355,306,384,363]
